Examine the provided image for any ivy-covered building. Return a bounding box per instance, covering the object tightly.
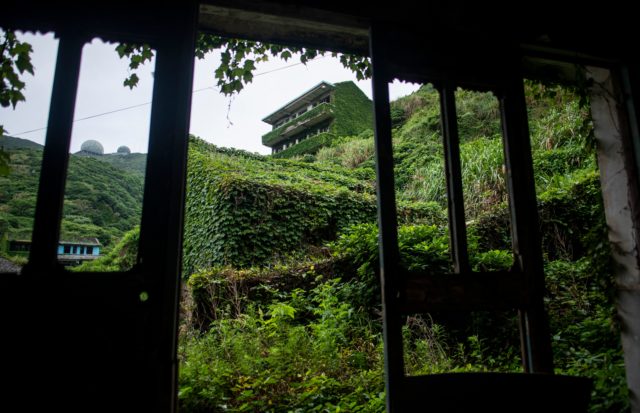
[261,81,373,157]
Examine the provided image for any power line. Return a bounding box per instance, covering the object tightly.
[252,58,318,77]
[10,56,324,137]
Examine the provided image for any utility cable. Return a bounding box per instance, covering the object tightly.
[9,56,325,137]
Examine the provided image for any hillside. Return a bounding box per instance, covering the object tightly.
[0,141,144,253]
[75,151,147,176]
[1,135,45,150]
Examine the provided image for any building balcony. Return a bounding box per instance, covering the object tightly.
[262,102,334,147]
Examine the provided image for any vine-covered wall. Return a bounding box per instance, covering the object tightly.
[182,137,440,274]
[271,132,334,158]
[331,81,374,138]
[183,137,377,273]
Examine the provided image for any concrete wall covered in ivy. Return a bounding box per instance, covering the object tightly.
[183,137,377,273]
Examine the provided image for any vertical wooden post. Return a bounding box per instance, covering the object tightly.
[439,83,470,273]
[500,74,554,373]
[369,23,405,413]
[136,2,199,411]
[590,65,640,412]
[26,32,84,274]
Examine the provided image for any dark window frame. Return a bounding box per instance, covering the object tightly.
[1,3,638,412]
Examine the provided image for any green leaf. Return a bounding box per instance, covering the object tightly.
[123,73,139,89]
[232,67,245,78]
[280,50,292,61]
[243,59,256,71]
[115,44,127,58]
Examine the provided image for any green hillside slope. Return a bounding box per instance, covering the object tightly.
[1,135,44,150]
[0,145,144,252]
[75,151,147,176]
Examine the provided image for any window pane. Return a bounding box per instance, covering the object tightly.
[58,38,155,271]
[389,80,455,286]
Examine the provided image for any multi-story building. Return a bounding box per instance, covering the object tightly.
[261,80,373,156]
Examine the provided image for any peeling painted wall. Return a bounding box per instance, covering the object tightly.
[589,66,640,412]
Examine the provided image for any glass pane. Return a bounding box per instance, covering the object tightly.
[0,30,59,273]
[395,83,519,375]
[58,38,154,271]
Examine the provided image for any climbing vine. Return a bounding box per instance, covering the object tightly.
[117,34,371,94]
[183,136,378,273]
[0,29,34,175]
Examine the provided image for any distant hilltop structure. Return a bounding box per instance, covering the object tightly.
[117,145,131,155]
[76,140,132,156]
[261,81,373,157]
[79,139,104,155]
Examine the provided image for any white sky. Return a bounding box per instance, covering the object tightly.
[0,32,420,155]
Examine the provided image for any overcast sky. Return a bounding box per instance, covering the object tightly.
[0,32,420,155]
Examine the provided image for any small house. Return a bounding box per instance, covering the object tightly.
[7,238,102,266]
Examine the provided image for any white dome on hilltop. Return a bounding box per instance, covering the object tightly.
[80,140,104,155]
[117,145,131,154]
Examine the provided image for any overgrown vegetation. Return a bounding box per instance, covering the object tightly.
[177,83,628,412]
[183,136,438,274]
[0,79,628,411]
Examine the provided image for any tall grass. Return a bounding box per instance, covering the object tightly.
[316,137,375,169]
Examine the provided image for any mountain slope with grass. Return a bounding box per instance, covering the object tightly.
[75,151,147,176]
[0,138,144,255]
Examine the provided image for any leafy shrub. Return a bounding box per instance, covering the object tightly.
[74,226,140,272]
[179,278,386,413]
[335,138,375,169]
[390,106,406,128]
